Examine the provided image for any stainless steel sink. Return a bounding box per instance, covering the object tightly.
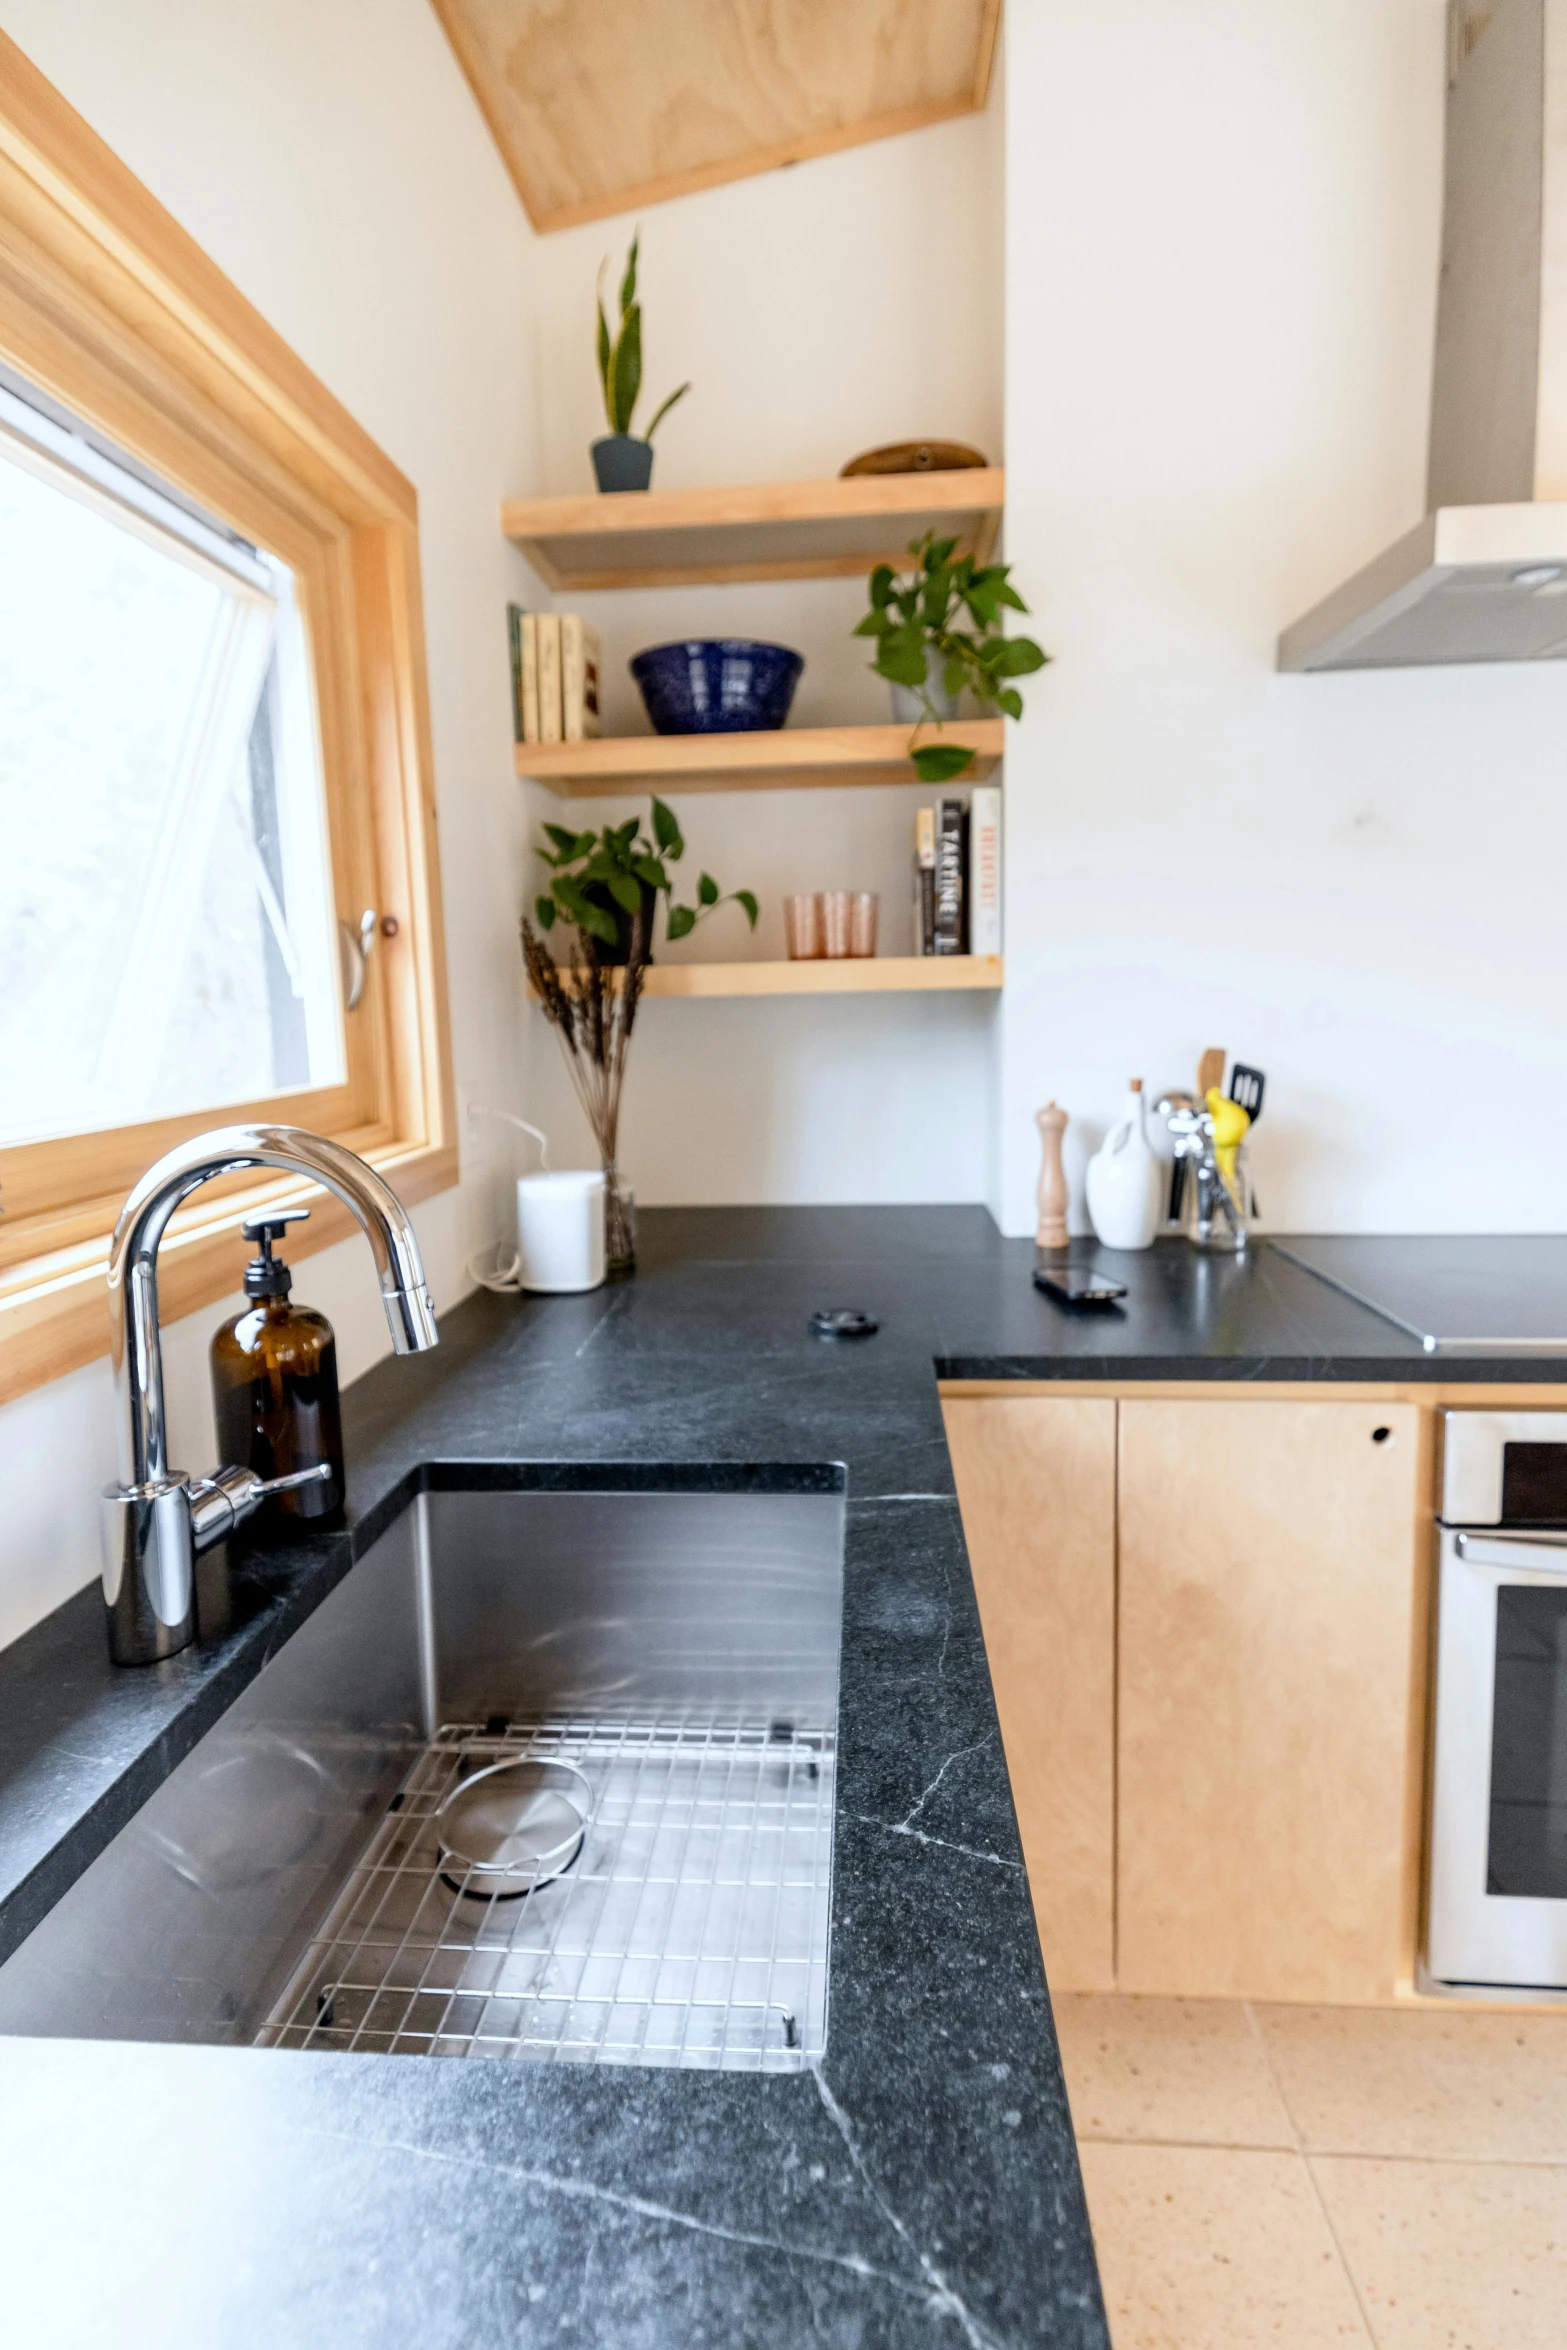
[0,1477,845,2073]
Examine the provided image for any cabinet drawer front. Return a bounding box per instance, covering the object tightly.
[1117,1399,1423,2003]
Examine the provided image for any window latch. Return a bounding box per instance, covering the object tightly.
[339,908,379,1011]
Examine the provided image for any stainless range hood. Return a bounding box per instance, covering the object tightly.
[1280,0,1567,671]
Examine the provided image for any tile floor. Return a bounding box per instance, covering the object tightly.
[1054,1994,1567,2348]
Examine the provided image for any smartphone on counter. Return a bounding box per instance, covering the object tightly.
[1032,1265,1128,1307]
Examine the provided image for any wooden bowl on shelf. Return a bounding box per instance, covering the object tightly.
[840,440,988,477]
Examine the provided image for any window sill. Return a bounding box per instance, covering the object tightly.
[0,1138,459,1410]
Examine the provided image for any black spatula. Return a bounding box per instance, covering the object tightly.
[1229,1063,1265,1123]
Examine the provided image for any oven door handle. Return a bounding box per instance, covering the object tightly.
[1454,1529,1567,1573]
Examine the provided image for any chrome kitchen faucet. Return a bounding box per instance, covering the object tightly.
[102,1125,438,1666]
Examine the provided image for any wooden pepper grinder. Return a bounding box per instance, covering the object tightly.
[1036,1102,1069,1250]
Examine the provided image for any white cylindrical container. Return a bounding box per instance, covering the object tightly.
[1084,1079,1165,1251]
[515,1171,606,1292]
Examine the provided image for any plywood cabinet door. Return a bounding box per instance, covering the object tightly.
[1117,1399,1424,2002]
[942,1396,1117,1991]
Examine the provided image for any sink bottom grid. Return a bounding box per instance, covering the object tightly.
[255,1716,834,2071]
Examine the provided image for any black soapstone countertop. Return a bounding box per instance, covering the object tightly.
[1,1210,1560,2349]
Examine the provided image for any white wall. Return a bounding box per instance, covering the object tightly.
[0,0,550,1645]
[1000,0,1567,1235]
[11,0,1558,1648]
[518,95,1006,1200]
[0,2,1008,1648]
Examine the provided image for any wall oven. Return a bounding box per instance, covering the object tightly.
[1429,1410,1567,1993]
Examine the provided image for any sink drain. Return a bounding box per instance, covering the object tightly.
[434,1754,592,1900]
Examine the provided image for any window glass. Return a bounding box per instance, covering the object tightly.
[1487,1584,1567,1900]
[0,377,344,1149]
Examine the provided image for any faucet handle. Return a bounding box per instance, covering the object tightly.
[186,1461,332,1549]
[253,1463,333,1499]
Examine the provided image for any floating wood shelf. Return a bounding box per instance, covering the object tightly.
[643,956,1002,997]
[530,957,1002,1000]
[502,470,1004,592]
[515,721,1004,797]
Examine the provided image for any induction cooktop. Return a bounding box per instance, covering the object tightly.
[1269,1236,1567,1355]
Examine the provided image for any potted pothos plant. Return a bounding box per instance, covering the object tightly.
[591,233,690,493]
[854,531,1050,781]
[521,800,756,1270]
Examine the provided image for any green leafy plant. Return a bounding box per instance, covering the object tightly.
[596,233,690,441]
[854,532,1050,782]
[521,800,755,1276]
[532,797,757,961]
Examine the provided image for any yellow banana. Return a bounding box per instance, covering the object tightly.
[1207,1089,1251,1207]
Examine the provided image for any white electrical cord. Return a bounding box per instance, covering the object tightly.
[464,1106,551,1293]
[469,1106,551,1169]
[468,1247,525,1294]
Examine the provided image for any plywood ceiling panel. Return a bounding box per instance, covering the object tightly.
[429,0,1001,232]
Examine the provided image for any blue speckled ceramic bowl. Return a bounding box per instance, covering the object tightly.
[630,639,804,734]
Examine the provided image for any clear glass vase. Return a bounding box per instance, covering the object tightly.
[603,1162,637,1275]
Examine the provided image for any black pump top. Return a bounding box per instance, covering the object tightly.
[240,1206,310,1301]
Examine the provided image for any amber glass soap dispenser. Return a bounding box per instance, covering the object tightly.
[211,1207,345,1529]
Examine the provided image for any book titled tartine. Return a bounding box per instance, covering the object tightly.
[932,796,968,954]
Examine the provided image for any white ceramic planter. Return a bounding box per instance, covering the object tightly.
[889,647,959,724]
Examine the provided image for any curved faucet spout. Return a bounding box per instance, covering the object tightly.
[102,1126,437,1664]
[109,1124,437,1488]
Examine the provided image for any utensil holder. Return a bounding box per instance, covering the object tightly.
[1185,1135,1251,1253]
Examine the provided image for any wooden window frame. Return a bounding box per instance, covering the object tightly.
[0,33,458,1408]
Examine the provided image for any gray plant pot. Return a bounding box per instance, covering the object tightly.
[889,646,960,723]
[591,434,654,493]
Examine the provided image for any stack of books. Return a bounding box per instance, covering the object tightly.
[912,787,1001,956]
[508,607,601,743]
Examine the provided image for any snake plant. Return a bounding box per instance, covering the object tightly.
[597,233,690,442]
